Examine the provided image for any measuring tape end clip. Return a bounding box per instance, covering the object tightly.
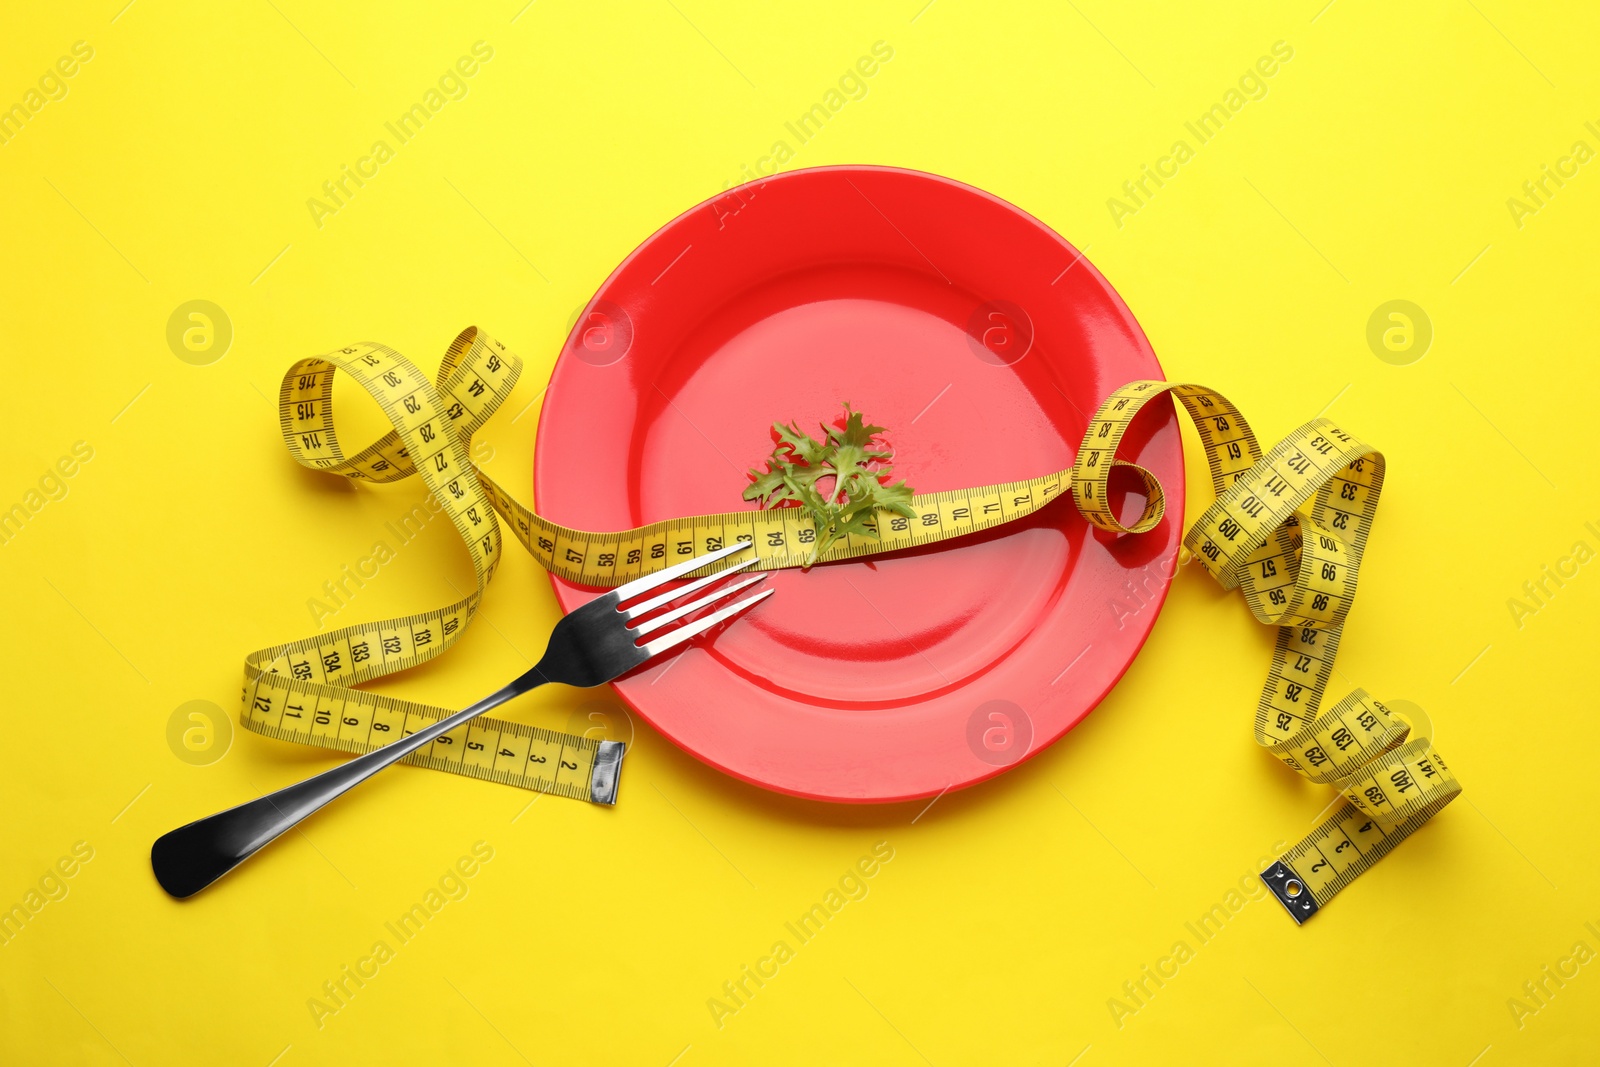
[1260,860,1319,925]
[590,741,625,806]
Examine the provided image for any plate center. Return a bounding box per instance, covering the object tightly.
[634,265,1085,705]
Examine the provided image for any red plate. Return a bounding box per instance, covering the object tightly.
[534,165,1182,803]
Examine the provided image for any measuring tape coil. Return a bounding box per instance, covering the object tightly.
[246,328,1458,918]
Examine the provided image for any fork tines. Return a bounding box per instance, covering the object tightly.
[612,542,771,655]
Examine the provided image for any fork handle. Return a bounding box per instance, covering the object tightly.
[151,674,538,899]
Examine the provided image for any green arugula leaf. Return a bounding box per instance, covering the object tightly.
[743,403,917,564]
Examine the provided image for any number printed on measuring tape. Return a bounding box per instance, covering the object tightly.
[256,329,1458,917]
[1070,380,1460,922]
[250,330,620,804]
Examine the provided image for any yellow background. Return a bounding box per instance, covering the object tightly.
[3,1,1597,1063]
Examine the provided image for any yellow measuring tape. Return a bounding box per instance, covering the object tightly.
[1070,381,1459,922]
[246,327,1458,921]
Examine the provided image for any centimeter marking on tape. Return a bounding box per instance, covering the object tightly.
[1071,380,1460,922]
[479,461,1073,584]
[251,329,617,804]
[252,327,1458,918]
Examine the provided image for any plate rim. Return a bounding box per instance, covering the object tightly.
[532,163,1180,803]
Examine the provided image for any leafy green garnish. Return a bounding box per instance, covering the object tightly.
[743,404,916,563]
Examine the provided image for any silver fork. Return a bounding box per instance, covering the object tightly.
[151,542,770,899]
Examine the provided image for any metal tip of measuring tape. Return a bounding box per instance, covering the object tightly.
[589,740,625,806]
[1260,861,1318,925]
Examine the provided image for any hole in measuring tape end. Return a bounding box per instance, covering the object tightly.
[1285,879,1303,898]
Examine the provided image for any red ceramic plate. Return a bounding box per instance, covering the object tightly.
[534,165,1182,803]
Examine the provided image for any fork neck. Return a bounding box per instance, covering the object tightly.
[461,663,552,719]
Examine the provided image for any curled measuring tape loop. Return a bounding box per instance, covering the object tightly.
[247,329,1458,919]
[246,328,620,803]
[1073,380,1460,921]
